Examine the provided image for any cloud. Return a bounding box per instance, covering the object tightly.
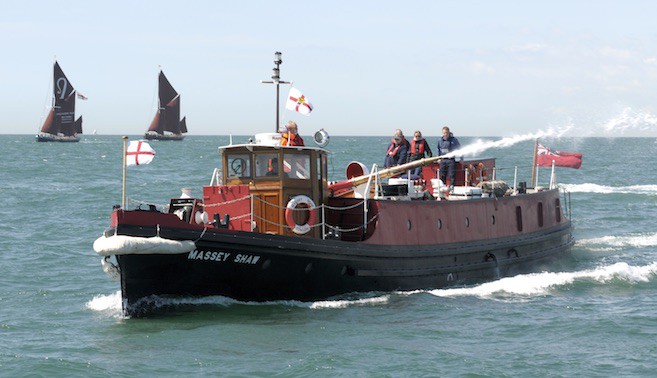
[598,46,632,59]
[506,43,545,53]
[469,61,495,74]
[643,57,657,65]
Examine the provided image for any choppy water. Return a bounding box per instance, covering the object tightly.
[1,134,656,377]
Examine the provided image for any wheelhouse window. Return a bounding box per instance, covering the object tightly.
[227,154,251,178]
[255,153,280,178]
[283,153,311,179]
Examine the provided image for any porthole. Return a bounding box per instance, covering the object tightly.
[516,206,523,232]
[491,215,496,225]
[341,266,356,276]
[437,219,442,230]
[465,217,470,227]
[407,220,412,230]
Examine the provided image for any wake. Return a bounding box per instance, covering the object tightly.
[85,291,393,317]
[577,232,657,251]
[561,183,657,196]
[87,260,657,315]
[424,262,657,299]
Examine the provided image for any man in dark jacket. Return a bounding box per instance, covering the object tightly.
[436,126,461,189]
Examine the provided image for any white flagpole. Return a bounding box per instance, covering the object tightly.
[122,136,128,209]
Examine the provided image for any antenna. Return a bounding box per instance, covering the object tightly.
[260,51,290,132]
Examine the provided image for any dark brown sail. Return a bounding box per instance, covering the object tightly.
[147,112,161,133]
[144,70,187,140]
[36,61,83,142]
[163,95,181,133]
[39,108,56,134]
[158,71,178,107]
[74,116,83,134]
[54,63,77,135]
[178,116,187,133]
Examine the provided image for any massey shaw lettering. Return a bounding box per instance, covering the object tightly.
[234,254,260,265]
[188,250,231,262]
[188,250,260,265]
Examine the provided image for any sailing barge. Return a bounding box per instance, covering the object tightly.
[36,61,84,142]
[144,71,187,141]
[94,132,574,316]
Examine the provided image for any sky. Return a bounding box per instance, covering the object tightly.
[4,0,657,137]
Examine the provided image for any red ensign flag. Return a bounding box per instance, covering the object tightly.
[536,144,582,169]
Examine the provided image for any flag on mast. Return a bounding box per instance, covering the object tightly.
[536,143,582,169]
[126,140,155,166]
[285,87,313,116]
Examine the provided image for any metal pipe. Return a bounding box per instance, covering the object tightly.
[328,154,450,192]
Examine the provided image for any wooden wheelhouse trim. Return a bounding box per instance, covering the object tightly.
[217,144,329,237]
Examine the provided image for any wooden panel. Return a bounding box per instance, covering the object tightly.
[263,193,280,234]
[254,192,281,234]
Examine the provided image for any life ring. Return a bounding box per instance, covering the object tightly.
[285,195,317,234]
[468,163,487,186]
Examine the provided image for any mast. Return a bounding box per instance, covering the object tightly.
[531,139,538,187]
[261,52,290,132]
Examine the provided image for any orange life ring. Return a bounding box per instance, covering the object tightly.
[285,195,317,234]
[468,163,487,186]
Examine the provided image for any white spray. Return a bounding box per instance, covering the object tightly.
[603,107,657,136]
[441,124,574,159]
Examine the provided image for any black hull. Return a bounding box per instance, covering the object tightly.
[113,222,574,317]
[143,133,185,141]
[36,134,80,142]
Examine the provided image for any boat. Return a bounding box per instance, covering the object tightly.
[36,61,84,142]
[144,71,187,141]
[94,56,574,317]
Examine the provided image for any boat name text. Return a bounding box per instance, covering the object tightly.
[188,250,260,265]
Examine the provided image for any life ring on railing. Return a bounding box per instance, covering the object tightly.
[468,163,487,186]
[285,195,317,234]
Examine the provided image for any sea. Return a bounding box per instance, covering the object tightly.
[1,134,656,377]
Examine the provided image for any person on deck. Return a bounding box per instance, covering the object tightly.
[266,157,279,176]
[384,129,410,168]
[281,121,304,146]
[407,130,433,177]
[437,126,461,190]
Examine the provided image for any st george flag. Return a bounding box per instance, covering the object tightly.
[126,140,155,166]
[536,143,582,169]
[285,87,313,116]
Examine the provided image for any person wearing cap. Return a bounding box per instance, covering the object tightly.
[281,121,304,146]
[384,129,409,168]
[436,126,461,189]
